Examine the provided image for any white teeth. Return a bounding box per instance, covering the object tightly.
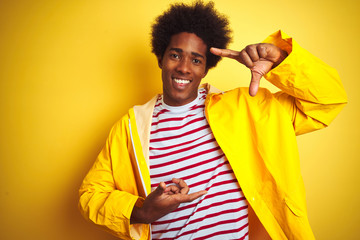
[174,78,190,84]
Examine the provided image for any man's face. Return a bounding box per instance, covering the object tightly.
[158,32,208,106]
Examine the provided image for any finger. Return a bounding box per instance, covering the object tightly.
[249,70,262,97]
[165,185,180,194]
[154,182,166,195]
[172,178,189,194]
[245,45,260,63]
[257,44,268,59]
[180,190,208,203]
[210,47,240,60]
[239,50,254,68]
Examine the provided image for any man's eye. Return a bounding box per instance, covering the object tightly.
[193,59,201,64]
[170,54,180,59]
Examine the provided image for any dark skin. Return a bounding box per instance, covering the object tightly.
[210,43,288,96]
[130,178,207,224]
[158,32,208,106]
[130,33,288,224]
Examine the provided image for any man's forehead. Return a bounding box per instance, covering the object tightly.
[167,32,207,56]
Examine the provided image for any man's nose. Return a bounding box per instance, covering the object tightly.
[176,58,191,74]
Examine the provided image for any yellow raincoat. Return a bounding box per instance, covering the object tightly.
[79,31,347,239]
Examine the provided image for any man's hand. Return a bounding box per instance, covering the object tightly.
[210,43,288,96]
[130,178,207,224]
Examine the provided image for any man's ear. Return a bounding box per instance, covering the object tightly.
[157,57,162,69]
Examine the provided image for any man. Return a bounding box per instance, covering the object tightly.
[79,1,347,239]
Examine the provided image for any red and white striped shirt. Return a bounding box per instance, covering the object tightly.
[149,89,249,240]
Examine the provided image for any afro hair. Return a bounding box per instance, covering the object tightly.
[151,1,232,70]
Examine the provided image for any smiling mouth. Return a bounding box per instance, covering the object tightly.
[173,78,191,84]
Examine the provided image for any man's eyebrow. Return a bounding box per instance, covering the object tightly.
[169,48,183,53]
[169,48,205,59]
[192,52,205,59]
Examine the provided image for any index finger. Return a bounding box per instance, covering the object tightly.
[178,190,208,203]
[210,47,241,60]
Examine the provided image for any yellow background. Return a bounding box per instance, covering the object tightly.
[0,0,358,239]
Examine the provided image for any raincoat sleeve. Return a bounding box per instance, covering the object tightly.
[78,116,145,240]
[263,30,347,135]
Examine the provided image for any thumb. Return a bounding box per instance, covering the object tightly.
[154,182,166,195]
[249,70,262,97]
